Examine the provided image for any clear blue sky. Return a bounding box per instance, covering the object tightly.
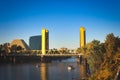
[0,0,120,49]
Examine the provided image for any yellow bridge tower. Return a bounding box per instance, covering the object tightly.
[42,28,49,55]
[80,27,86,48]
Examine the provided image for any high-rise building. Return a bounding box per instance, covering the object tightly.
[29,35,41,50]
[42,28,49,55]
[80,27,86,48]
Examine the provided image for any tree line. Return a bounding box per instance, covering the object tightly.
[77,33,120,79]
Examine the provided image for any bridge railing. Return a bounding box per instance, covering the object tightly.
[8,52,83,57]
[8,50,82,56]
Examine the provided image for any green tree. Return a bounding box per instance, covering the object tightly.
[76,47,86,54]
[0,44,4,54]
[10,45,17,53]
[0,43,10,54]
[85,40,104,72]
[17,45,23,51]
[89,33,120,80]
[105,33,120,57]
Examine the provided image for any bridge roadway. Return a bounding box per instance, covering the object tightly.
[0,53,84,63]
[37,53,83,57]
[8,53,83,57]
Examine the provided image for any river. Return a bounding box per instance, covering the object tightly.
[0,57,85,80]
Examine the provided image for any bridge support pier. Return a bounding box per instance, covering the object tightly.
[77,55,83,64]
[10,56,16,63]
[41,56,45,62]
[40,56,51,62]
[77,55,90,79]
[79,59,90,79]
[13,56,16,63]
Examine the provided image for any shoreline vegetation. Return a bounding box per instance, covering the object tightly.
[0,33,120,79]
[77,33,120,79]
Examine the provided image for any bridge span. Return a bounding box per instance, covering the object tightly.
[0,53,84,63]
[7,53,83,57]
[32,53,83,57]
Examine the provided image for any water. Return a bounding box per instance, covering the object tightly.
[0,58,83,80]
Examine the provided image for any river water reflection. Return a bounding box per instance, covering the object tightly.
[0,58,84,80]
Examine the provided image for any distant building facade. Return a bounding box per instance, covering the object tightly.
[29,35,41,50]
[42,28,49,55]
[80,27,86,48]
[11,39,30,50]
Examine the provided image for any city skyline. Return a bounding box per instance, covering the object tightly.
[0,0,120,49]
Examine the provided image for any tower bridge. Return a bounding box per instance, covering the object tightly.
[0,27,86,63]
[41,27,86,55]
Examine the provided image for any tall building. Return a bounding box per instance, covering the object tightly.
[11,39,30,50]
[80,27,86,48]
[42,28,49,55]
[29,35,41,50]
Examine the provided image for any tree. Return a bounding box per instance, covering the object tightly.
[105,33,120,57]
[10,45,24,53]
[89,33,120,80]
[10,45,17,53]
[17,45,23,51]
[0,43,10,54]
[85,40,104,72]
[0,44,4,54]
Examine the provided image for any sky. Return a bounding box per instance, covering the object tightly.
[0,0,120,49]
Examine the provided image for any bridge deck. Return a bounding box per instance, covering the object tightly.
[8,53,83,57]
